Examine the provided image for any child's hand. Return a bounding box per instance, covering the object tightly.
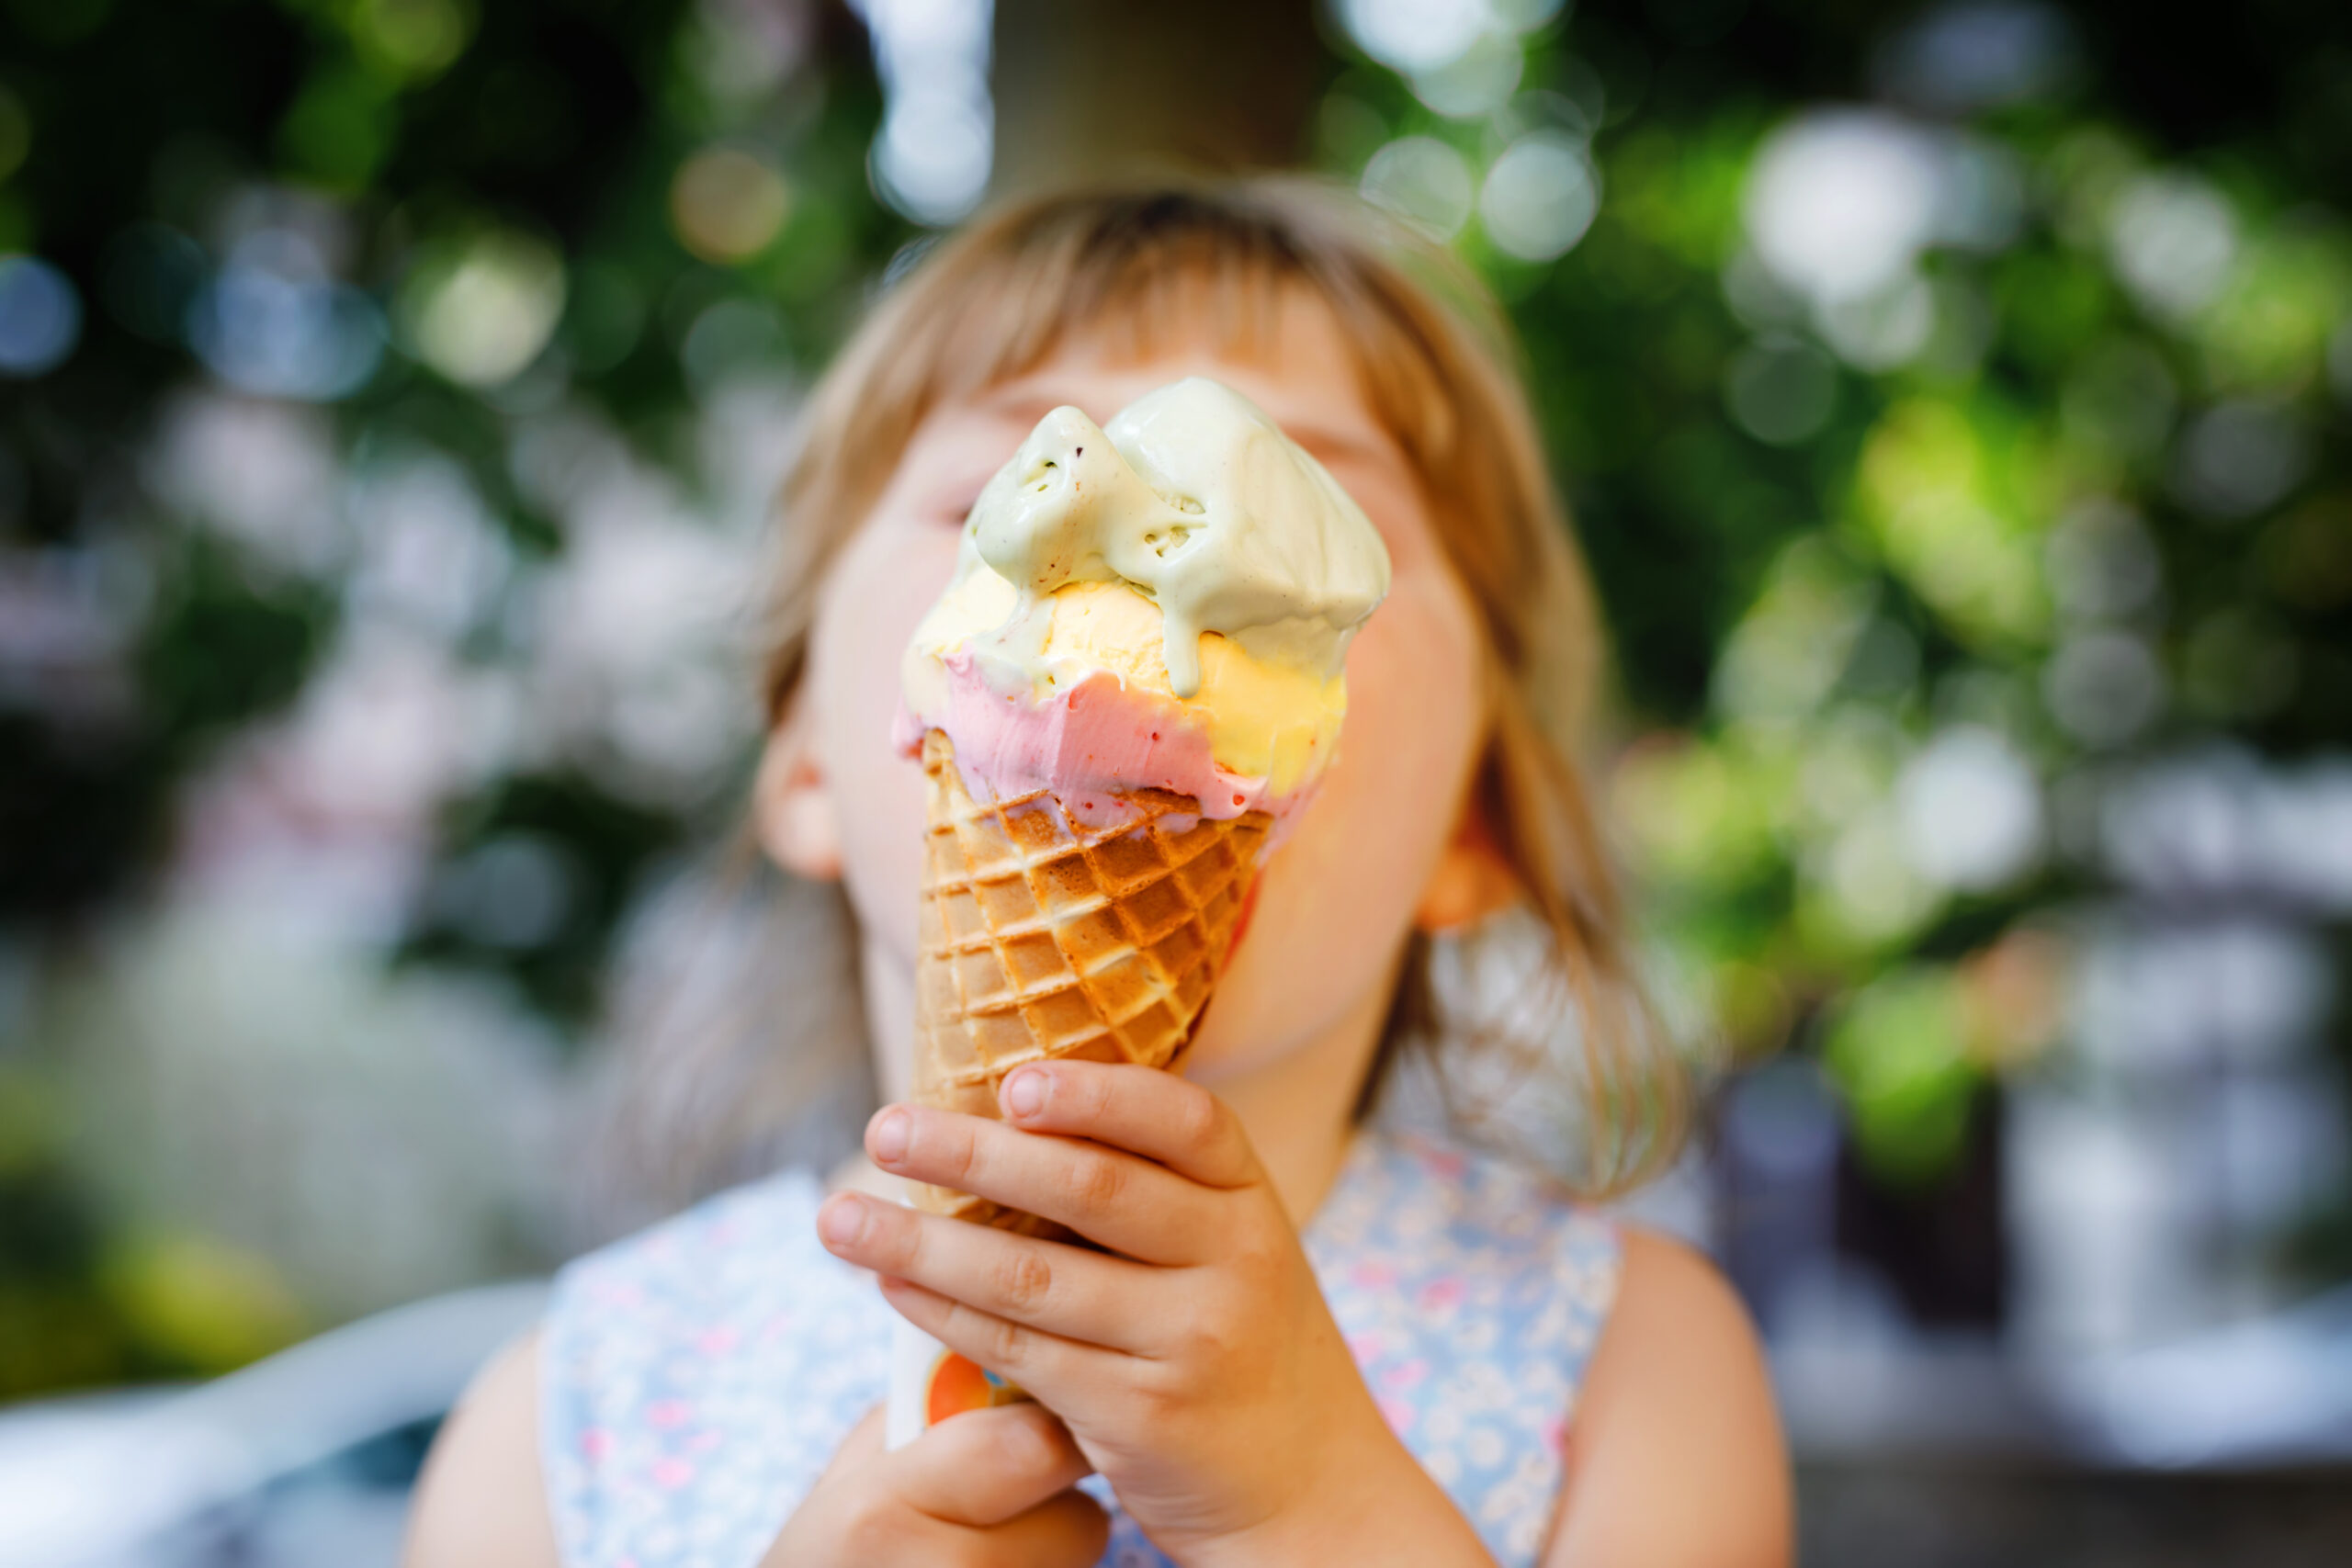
[813,1062,1447,1567]
[764,1399,1108,1567]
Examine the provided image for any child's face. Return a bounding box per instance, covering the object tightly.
[785,286,1486,1093]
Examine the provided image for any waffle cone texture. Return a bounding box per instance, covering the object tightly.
[910,728,1271,1240]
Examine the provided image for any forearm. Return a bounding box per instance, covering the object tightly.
[1182,1436,1496,1568]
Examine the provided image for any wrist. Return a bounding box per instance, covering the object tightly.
[1182,1426,1494,1568]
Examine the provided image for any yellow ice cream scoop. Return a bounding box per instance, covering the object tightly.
[1036,581,1345,795]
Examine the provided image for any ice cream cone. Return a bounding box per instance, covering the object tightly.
[887,380,1387,1441]
[910,728,1269,1242]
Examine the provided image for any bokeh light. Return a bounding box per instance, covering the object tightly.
[1338,0,1494,74]
[2043,628,2165,746]
[398,227,567,387]
[2106,171,2239,321]
[1745,111,1948,307]
[187,220,383,401]
[679,296,789,398]
[1723,332,1838,446]
[2171,398,2312,520]
[669,147,792,265]
[1872,0,2077,113]
[1897,726,2043,892]
[1362,135,1475,240]
[849,0,993,226]
[1479,132,1600,262]
[872,85,990,226]
[1411,32,1524,119]
[0,256,81,377]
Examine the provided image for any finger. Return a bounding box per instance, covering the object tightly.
[997,1060,1259,1190]
[882,1400,1093,1528]
[864,1105,1219,1265]
[877,1274,1113,1421]
[829,1402,887,1470]
[817,1191,1171,1353]
[980,1486,1110,1563]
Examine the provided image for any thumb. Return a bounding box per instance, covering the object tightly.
[883,1402,1095,1528]
[831,1403,888,1467]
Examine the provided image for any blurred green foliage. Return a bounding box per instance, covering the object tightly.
[0,0,906,1398]
[1320,0,2351,1222]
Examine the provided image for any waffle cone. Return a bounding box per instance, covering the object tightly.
[910,728,1270,1241]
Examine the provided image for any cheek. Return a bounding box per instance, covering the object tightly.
[1186,567,1484,1077]
[808,519,961,964]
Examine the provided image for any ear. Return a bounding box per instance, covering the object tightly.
[1414,795,1521,934]
[752,697,842,882]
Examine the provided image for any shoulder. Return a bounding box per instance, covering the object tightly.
[405,1331,560,1568]
[1600,1230,1764,1370]
[1543,1229,1792,1568]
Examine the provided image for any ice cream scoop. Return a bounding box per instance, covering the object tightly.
[898,377,1392,826]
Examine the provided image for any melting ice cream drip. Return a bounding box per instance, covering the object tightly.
[964,377,1391,697]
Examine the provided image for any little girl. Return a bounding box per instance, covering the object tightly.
[406,178,1790,1568]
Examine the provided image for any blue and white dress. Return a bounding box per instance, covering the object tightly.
[540,1127,1622,1568]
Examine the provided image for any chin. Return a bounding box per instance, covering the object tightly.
[1178,869,1395,1089]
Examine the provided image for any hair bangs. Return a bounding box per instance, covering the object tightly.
[923,195,1314,412]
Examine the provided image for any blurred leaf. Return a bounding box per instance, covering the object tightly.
[136,535,333,748]
[1823,966,1981,1188]
[277,58,400,191]
[2196,218,2352,390]
[349,0,477,85]
[100,1231,308,1373]
[410,771,685,1030]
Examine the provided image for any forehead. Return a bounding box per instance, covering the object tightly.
[922,281,1393,465]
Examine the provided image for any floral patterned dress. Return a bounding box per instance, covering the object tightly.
[540,1127,1622,1568]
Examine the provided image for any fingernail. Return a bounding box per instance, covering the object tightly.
[871,1108,910,1165]
[1004,1069,1047,1119]
[818,1194,867,1247]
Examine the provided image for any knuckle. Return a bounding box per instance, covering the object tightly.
[1175,1313,1238,1364]
[982,1309,1033,1371]
[992,1244,1056,1314]
[876,1208,922,1274]
[943,1119,985,1185]
[1061,1151,1126,1214]
[1175,1089,1227,1161]
[1130,1355,1190,1420]
[1227,1231,1289,1291]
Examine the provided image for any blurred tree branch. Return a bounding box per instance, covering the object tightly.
[990,0,1321,192]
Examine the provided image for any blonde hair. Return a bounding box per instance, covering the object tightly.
[759,175,1684,1196]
